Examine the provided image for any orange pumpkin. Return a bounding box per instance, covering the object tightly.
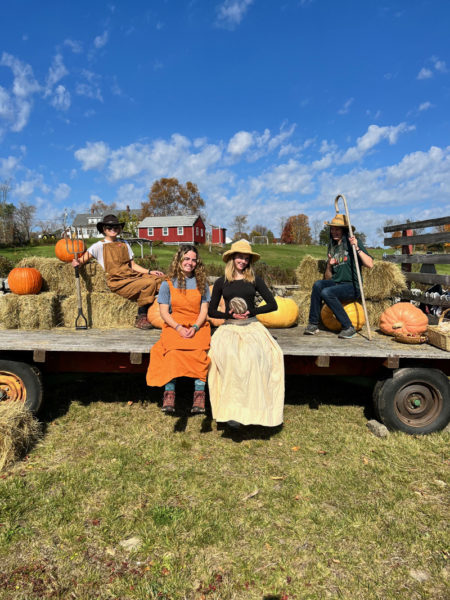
[321,301,365,332]
[55,238,85,262]
[8,267,43,295]
[379,302,428,336]
[257,296,299,328]
[147,301,164,328]
[207,285,225,327]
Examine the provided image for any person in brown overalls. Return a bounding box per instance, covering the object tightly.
[71,214,164,329]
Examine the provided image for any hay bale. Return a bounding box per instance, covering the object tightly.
[0,403,41,472]
[295,255,327,291]
[290,290,311,325]
[363,261,407,301]
[365,300,393,329]
[61,292,137,328]
[0,292,59,329]
[17,257,109,295]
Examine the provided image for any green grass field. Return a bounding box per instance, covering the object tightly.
[0,375,448,599]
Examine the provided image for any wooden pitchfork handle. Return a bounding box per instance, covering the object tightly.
[65,231,88,330]
[334,194,372,341]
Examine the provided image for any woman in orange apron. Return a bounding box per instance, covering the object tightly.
[72,214,164,329]
[146,245,211,414]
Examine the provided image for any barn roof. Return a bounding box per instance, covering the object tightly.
[138,215,203,228]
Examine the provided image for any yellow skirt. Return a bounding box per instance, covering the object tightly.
[208,321,284,427]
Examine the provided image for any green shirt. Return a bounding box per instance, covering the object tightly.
[328,238,371,289]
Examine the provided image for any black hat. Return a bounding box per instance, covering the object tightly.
[96,214,125,233]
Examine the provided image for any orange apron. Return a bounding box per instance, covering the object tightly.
[146,281,211,386]
[103,241,162,307]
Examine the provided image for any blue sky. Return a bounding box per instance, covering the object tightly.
[1,0,449,245]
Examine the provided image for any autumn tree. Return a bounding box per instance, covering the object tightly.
[14,202,36,244]
[90,199,117,215]
[231,214,248,240]
[141,178,205,218]
[281,214,312,245]
[250,224,275,243]
[0,180,14,245]
[117,209,140,237]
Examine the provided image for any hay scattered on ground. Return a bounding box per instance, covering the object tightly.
[17,257,109,295]
[295,255,327,291]
[362,261,406,300]
[61,292,137,328]
[0,403,41,472]
[0,292,59,329]
[365,299,393,329]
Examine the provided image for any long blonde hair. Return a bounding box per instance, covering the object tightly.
[224,254,256,283]
[167,244,207,295]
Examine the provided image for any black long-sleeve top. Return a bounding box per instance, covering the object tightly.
[208,276,277,319]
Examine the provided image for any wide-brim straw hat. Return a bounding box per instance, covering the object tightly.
[324,213,350,228]
[222,239,260,263]
[96,214,125,233]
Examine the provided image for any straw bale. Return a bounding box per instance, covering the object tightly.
[17,257,109,295]
[0,292,59,329]
[61,292,137,328]
[290,290,311,325]
[362,261,407,301]
[0,403,41,472]
[365,300,393,329]
[295,255,327,291]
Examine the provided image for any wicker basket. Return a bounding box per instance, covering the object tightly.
[394,332,428,345]
[427,308,450,352]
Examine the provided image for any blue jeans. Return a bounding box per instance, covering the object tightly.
[308,280,360,329]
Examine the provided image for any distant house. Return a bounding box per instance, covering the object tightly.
[211,226,227,245]
[138,215,206,245]
[72,213,103,239]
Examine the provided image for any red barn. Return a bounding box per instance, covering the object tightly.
[138,215,206,245]
[211,226,226,245]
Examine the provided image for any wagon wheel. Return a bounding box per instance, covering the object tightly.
[0,360,43,413]
[374,368,450,434]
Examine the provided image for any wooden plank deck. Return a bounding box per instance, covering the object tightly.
[0,326,449,360]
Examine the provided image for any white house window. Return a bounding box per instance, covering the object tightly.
[195,227,198,235]
[177,226,183,235]
[147,227,154,236]
[201,229,203,237]
[163,227,168,236]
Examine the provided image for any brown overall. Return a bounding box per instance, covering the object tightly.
[103,241,162,307]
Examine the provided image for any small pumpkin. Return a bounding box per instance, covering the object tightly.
[207,285,226,327]
[147,301,164,328]
[55,238,86,262]
[8,267,43,295]
[257,296,299,328]
[379,302,428,336]
[321,301,365,332]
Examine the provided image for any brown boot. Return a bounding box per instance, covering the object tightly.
[191,390,206,414]
[135,315,153,330]
[162,390,176,413]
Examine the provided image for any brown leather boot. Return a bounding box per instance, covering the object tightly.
[191,390,206,414]
[135,315,153,330]
[162,390,175,413]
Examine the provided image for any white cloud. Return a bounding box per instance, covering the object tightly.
[94,31,109,48]
[0,53,41,133]
[53,183,71,202]
[74,141,110,170]
[418,101,433,112]
[227,130,253,155]
[50,85,71,111]
[216,0,254,29]
[337,97,354,115]
[64,39,83,54]
[339,123,414,164]
[0,155,20,177]
[45,53,68,92]
[431,56,447,73]
[417,67,432,80]
[76,69,103,101]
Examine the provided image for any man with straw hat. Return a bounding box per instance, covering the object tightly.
[303,213,373,338]
[72,214,164,329]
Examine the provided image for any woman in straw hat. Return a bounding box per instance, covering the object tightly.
[208,239,284,428]
[72,214,164,329]
[303,213,373,339]
[146,245,211,414]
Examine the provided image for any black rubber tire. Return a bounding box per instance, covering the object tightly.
[0,360,43,413]
[374,368,450,434]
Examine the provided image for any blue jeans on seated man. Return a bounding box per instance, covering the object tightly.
[308,280,360,330]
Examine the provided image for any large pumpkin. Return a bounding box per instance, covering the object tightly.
[207,285,225,327]
[379,302,428,336]
[147,301,164,328]
[321,301,365,332]
[8,267,43,295]
[55,238,85,262]
[257,296,299,328]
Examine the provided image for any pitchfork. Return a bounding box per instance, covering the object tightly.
[65,227,88,330]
